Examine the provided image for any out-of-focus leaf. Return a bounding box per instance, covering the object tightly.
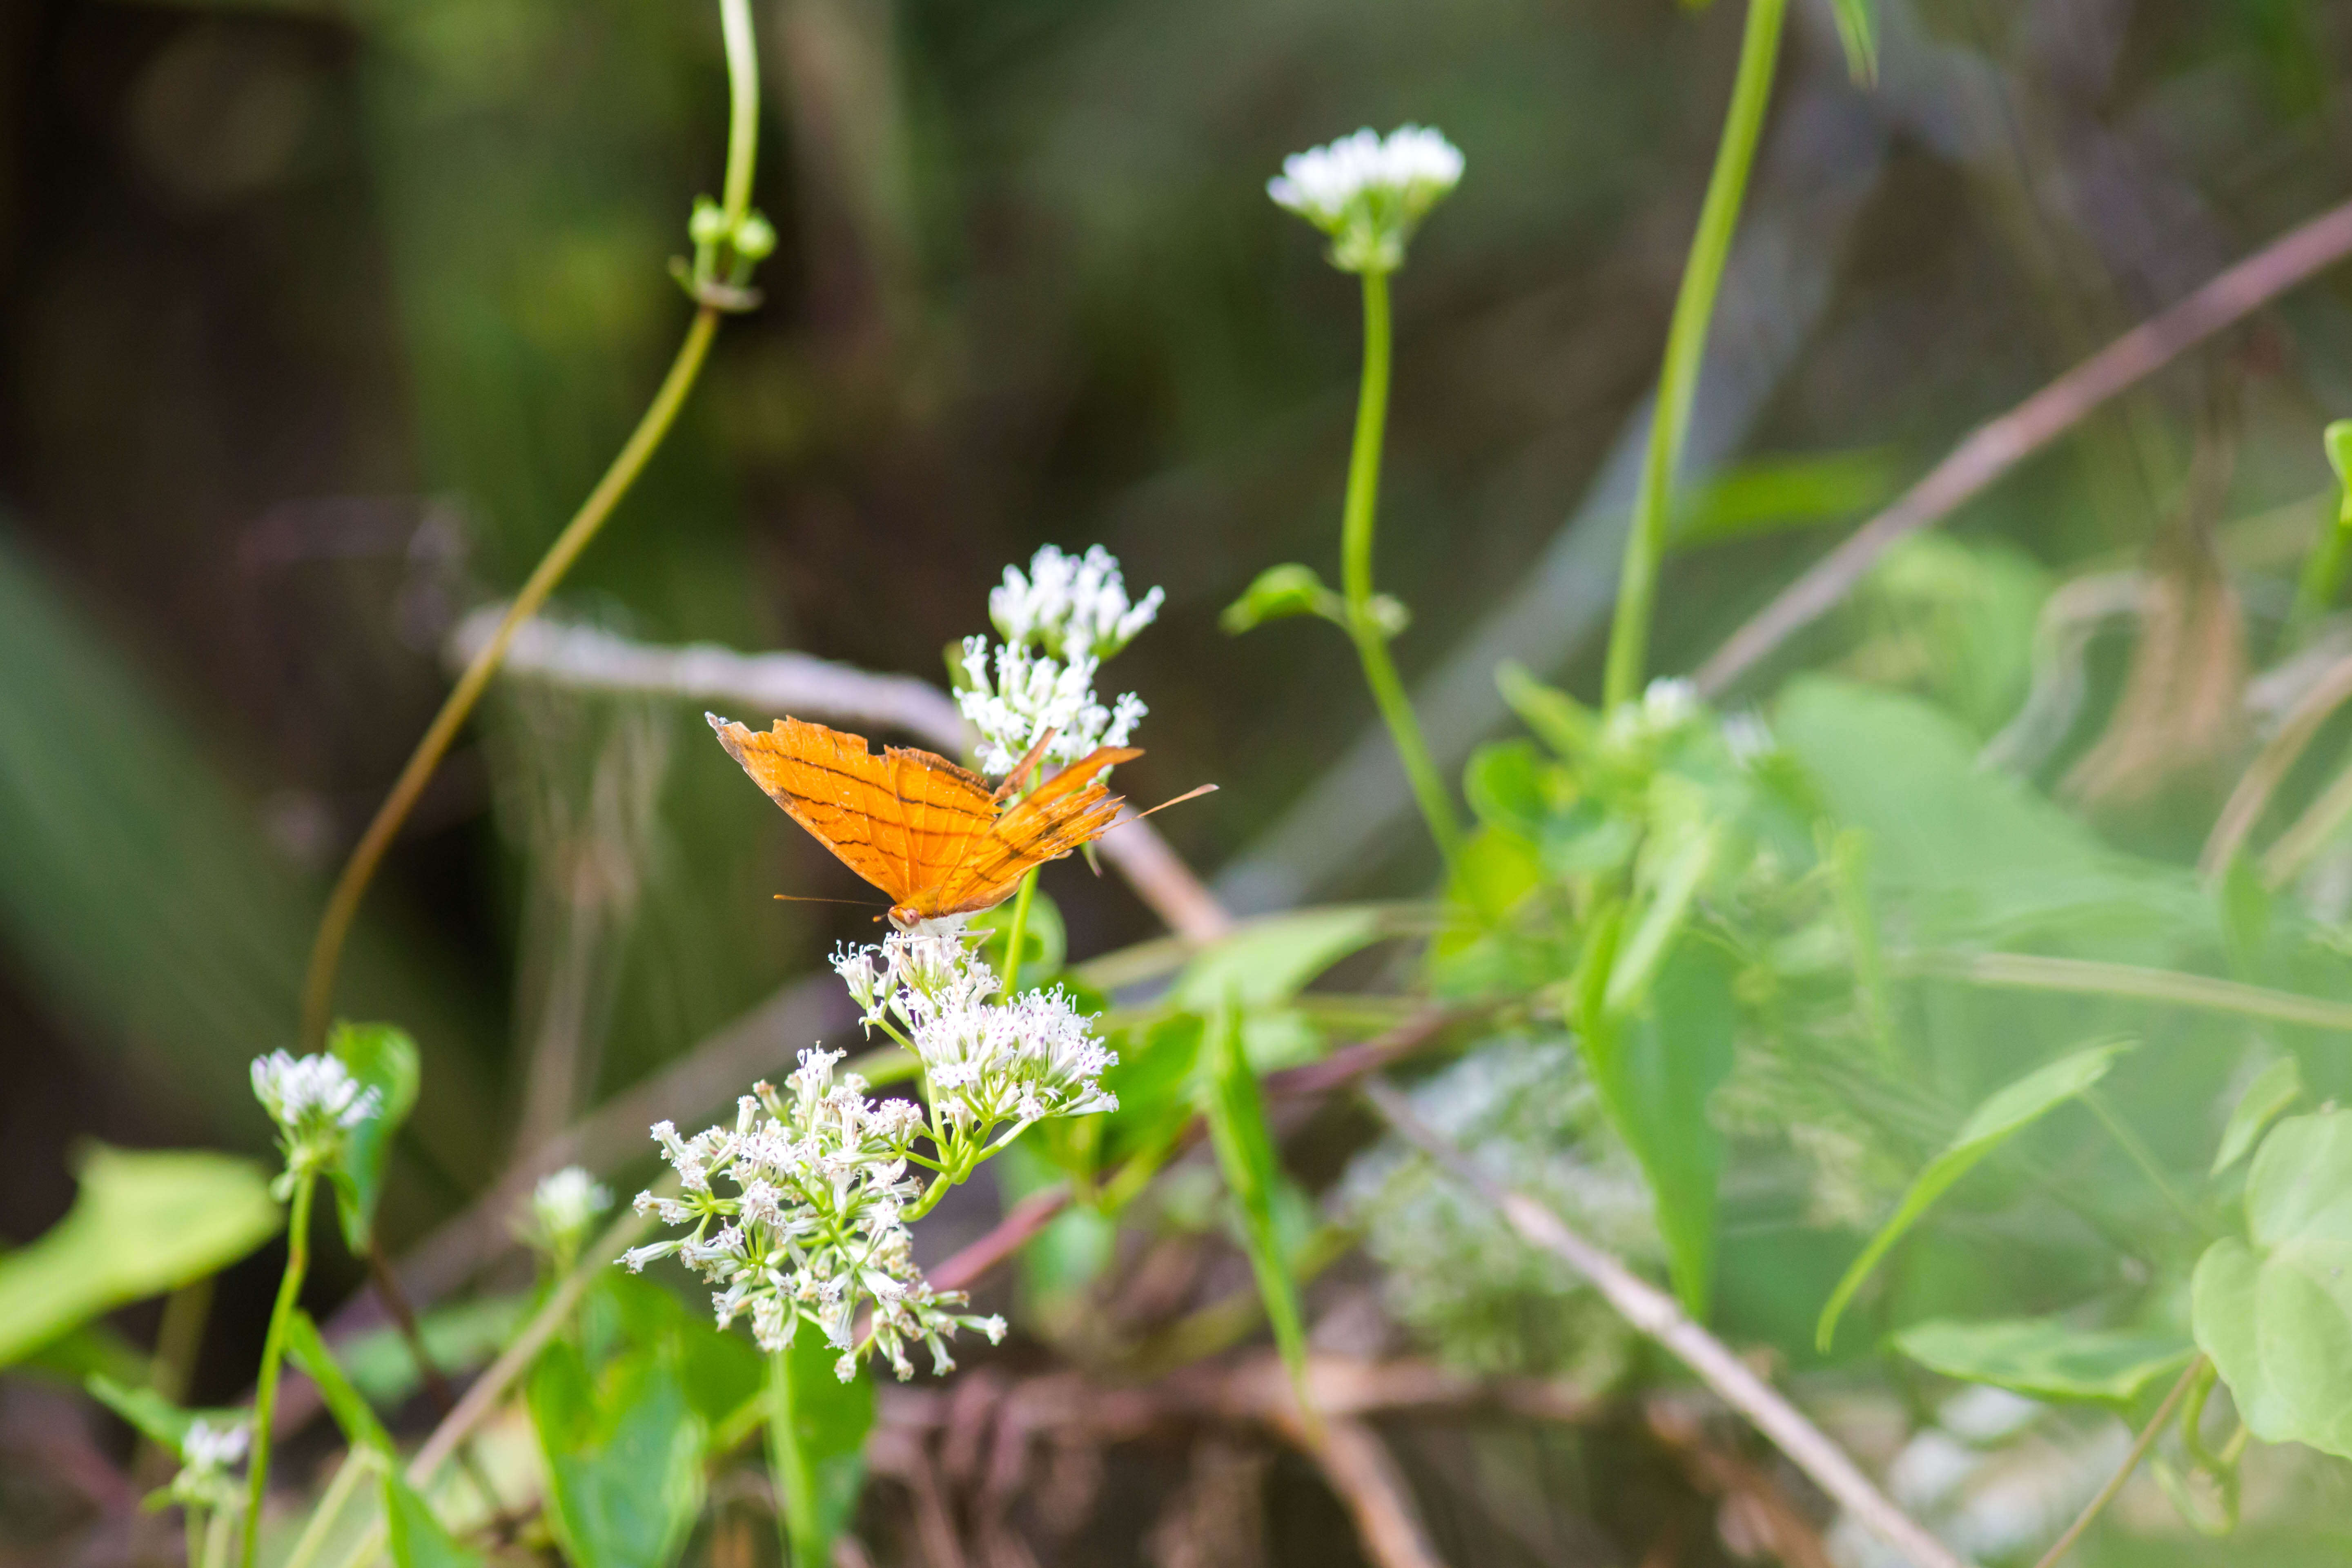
[1199,994,1312,1417]
[1775,678,2206,948]
[383,1469,482,1568]
[327,1022,421,1252]
[2325,421,2352,485]
[87,1374,244,1454]
[1496,662,1598,759]
[1826,0,1878,85]
[1894,1316,2194,1407]
[1171,906,1383,1011]
[0,1145,278,1367]
[1444,828,1542,930]
[22,1322,147,1388]
[1818,1039,2133,1350]
[1670,447,1895,547]
[1462,741,1550,840]
[528,1340,706,1568]
[2214,1056,2303,1177]
[2193,1110,2352,1459]
[1581,939,1736,1317]
[1604,818,1719,1012]
[768,1329,876,1564]
[1220,563,1343,633]
[284,1310,392,1454]
[341,1292,529,1408]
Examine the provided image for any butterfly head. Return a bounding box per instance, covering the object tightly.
[887,903,925,931]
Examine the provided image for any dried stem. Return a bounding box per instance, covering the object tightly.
[1698,195,2352,697]
[1360,1079,1971,1568]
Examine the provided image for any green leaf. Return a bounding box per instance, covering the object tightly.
[1199,993,1313,1419]
[1220,563,1343,633]
[1604,817,1720,1013]
[284,1309,392,1454]
[0,1145,279,1367]
[1496,662,1598,759]
[1462,740,1550,838]
[2214,1056,2304,1177]
[2192,1109,2352,1460]
[528,1340,707,1568]
[87,1373,245,1454]
[1894,1316,2195,1408]
[1817,1038,2133,1351]
[22,1322,148,1388]
[327,1022,422,1253]
[1579,938,1737,1317]
[1669,447,1896,547]
[2325,420,2352,486]
[1826,0,1878,85]
[382,1470,483,1568]
[1171,906,1384,1012]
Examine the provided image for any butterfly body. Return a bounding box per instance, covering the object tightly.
[709,714,1139,928]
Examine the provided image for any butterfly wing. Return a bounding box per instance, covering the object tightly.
[918,745,1143,918]
[709,715,996,906]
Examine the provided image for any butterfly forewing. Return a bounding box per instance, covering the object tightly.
[710,716,997,906]
[921,745,1140,917]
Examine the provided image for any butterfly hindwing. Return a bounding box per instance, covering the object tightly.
[922,746,1140,917]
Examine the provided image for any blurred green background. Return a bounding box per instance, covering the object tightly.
[2,0,2350,1556]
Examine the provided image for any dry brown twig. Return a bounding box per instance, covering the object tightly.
[1360,1080,1972,1568]
[1698,196,2352,697]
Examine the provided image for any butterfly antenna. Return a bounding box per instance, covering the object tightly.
[772,893,891,909]
[1112,783,1218,826]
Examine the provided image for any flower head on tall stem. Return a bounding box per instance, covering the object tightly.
[169,1419,251,1511]
[1270,125,1463,274]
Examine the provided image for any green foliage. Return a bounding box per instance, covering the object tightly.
[0,1146,278,1367]
[87,1373,244,1455]
[2193,1110,2352,1460]
[325,1023,422,1252]
[528,1339,707,1568]
[284,1310,394,1454]
[2213,1056,2303,1176]
[765,1332,875,1562]
[1893,1316,2194,1408]
[341,1293,531,1409]
[1817,1038,2132,1351]
[383,1470,484,1568]
[1199,994,1314,1418]
[1825,0,1879,85]
[1669,447,1897,548]
[1221,563,1345,631]
[1171,906,1385,1011]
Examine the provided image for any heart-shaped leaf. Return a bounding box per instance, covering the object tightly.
[2193,1109,2352,1460]
[528,1340,706,1568]
[1894,1316,2194,1408]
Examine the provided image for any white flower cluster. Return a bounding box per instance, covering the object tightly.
[170,1419,250,1509]
[249,1050,379,1180]
[1268,125,1464,274]
[956,544,1161,776]
[621,1049,1006,1382]
[834,928,1119,1130]
[526,1165,612,1256]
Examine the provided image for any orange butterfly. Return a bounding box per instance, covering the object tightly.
[710,713,1201,929]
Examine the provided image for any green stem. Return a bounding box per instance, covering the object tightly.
[242,1175,316,1568]
[1342,269,1463,864]
[1000,867,1040,993]
[203,1505,236,1568]
[187,1507,205,1568]
[766,1347,824,1568]
[300,0,765,1049]
[2031,1355,2204,1568]
[1601,0,1788,709]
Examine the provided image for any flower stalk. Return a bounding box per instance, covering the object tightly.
[240,1173,314,1568]
[766,1348,824,1568]
[1601,0,1787,710]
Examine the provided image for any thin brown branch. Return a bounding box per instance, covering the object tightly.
[1270,1413,1448,1568]
[1697,196,2352,697]
[453,607,1229,941]
[1360,1079,1972,1568]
